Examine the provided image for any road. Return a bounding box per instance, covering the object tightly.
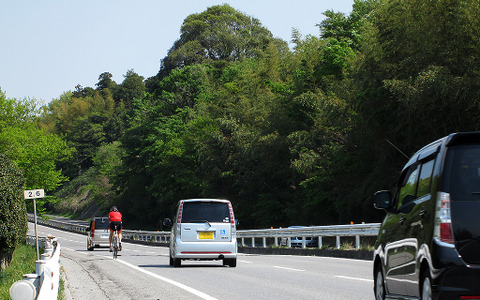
[29,222,374,300]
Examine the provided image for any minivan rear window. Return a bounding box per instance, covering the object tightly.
[446,145,480,201]
[181,202,230,223]
[95,218,109,229]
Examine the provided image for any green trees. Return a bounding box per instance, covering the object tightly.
[18,1,480,229]
[0,90,74,217]
[0,154,27,270]
[149,4,278,88]
[0,91,73,192]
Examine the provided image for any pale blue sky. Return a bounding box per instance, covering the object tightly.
[1,1,354,103]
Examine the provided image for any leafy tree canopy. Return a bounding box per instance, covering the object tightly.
[153,4,277,83]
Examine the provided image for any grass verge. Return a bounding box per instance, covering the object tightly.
[0,242,37,299]
[0,242,66,299]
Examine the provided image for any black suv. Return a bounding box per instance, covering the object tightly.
[373,132,480,299]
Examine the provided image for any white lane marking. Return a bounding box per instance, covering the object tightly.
[115,259,218,300]
[62,247,90,256]
[335,275,373,283]
[273,266,305,272]
[238,260,251,264]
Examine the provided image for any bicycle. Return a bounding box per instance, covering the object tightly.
[111,224,121,259]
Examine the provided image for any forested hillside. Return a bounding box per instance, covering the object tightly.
[3,0,480,229]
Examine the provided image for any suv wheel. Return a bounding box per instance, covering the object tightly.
[421,270,432,300]
[374,267,385,300]
[173,258,181,267]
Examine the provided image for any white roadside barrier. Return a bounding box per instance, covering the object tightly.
[237,223,381,249]
[10,235,60,300]
[27,214,381,250]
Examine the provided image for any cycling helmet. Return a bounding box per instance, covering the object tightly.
[110,206,118,212]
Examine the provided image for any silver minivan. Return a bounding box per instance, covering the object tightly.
[169,199,237,267]
[86,217,110,251]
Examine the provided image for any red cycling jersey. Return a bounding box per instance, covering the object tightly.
[109,211,122,222]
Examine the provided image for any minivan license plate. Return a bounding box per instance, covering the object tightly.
[199,231,214,239]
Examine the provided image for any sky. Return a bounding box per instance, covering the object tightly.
[1,1,354,103]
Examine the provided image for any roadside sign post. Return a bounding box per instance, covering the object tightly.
[24,189,45,261]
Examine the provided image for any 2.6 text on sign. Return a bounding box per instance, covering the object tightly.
[24,189,45,199]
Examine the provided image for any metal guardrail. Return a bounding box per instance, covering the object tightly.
[28,214,380,250]
[27,214,171,244]
[237,223,381,249]
[10,236,60,300]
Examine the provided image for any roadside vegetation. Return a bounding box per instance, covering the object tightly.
[1,0,480,232]
[0,242,36,299]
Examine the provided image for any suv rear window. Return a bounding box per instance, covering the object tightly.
[446,144,480,201]
[182,202,230,223]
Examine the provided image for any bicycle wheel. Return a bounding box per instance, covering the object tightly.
[113,232,118,259]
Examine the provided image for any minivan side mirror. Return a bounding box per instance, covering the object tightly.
[374,190,394,211]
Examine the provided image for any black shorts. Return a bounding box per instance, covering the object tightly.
[109,221,122,232]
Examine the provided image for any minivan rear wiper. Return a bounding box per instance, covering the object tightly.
[189,219,211,226]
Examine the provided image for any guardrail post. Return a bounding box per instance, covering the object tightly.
[251,237,255,248]
[356,235,360,249]
[302,237,306,249]
[318,236,322,249]
[287,237,291,248]
[274,237,278,247]
[262,237,267,248]
[241,238,245,247]
[336,236,341,249]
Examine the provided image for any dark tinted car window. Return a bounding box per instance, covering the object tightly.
[182,202,230,223]
[95,218,109,229]
[447,145,480,201]
[417,159,435,198]
[398,165,419,208]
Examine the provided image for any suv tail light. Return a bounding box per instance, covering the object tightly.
[436,192,454,244]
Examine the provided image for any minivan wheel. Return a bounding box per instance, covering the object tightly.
[223,258,237,267]
[374,268,386,300]
[421,270,432,300]
[173,258,181,267]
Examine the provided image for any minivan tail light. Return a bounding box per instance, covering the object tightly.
[436,192,454,244]
[228,202,235,224]
[177,201,184,236]
[177,201,184,224]
[228,202,236,236]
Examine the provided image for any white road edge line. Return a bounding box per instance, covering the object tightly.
[335,275,373,283]
[273,266,305,272]
[237,260,251,264]
[115,259,219,300]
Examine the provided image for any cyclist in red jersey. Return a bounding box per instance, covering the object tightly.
[108,206,122,251]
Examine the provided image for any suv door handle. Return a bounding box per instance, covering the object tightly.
[419,209,427,219]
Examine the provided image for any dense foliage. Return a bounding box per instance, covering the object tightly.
[0,154,27,270]
[0,90,73,213]
[5,1,479,229]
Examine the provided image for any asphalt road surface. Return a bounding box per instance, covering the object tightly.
[29,222,374,300]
